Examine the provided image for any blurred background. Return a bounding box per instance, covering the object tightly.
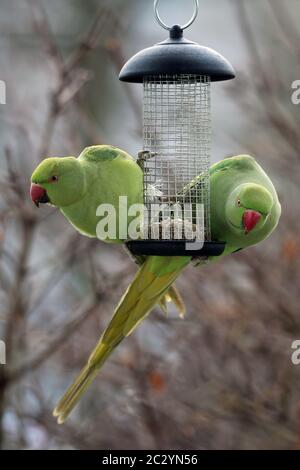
[0,0,299,450]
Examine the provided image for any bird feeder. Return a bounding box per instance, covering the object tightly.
[119,0,235,257]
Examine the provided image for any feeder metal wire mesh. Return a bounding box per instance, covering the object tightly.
[142,74,211,242]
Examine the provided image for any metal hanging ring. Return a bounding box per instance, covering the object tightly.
[154,0,199,31]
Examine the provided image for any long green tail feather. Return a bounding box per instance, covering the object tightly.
[165,285,186,318]
[53,255,190,423]
[128,250,186,317]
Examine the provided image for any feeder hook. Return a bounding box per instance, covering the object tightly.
[154,0,199,31]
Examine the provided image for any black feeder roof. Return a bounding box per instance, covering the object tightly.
[119,25,235,83]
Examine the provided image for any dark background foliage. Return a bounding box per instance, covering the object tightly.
[0,0,299,449]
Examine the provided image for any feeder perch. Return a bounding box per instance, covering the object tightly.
[119,0,235,257]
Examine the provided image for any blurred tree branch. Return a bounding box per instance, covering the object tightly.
[0,0,129,449]
[0,0,299,451]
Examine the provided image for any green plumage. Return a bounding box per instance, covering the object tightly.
[209,155,280,253]
[31,147,281,423]
[31,145,143,241]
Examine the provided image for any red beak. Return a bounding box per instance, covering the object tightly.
[30,183,47,207]
[243,210,261,234]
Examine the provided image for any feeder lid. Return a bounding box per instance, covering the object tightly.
[119,25,235,83]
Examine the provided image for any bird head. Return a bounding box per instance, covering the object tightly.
[30,157,85,208]
[225,182,276,246]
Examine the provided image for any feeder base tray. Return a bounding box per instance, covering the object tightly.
[126,240,226,257]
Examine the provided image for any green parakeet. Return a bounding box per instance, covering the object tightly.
[30,145,183,314]
[31,150,281,423]
[30,145,143,242]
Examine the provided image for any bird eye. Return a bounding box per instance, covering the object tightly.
[237,199,241,207]
[49,175,58,183]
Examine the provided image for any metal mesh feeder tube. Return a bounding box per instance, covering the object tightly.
[142,74,211,240]
[119,4,235,257]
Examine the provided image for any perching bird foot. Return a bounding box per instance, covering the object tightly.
[137,150,158,170]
